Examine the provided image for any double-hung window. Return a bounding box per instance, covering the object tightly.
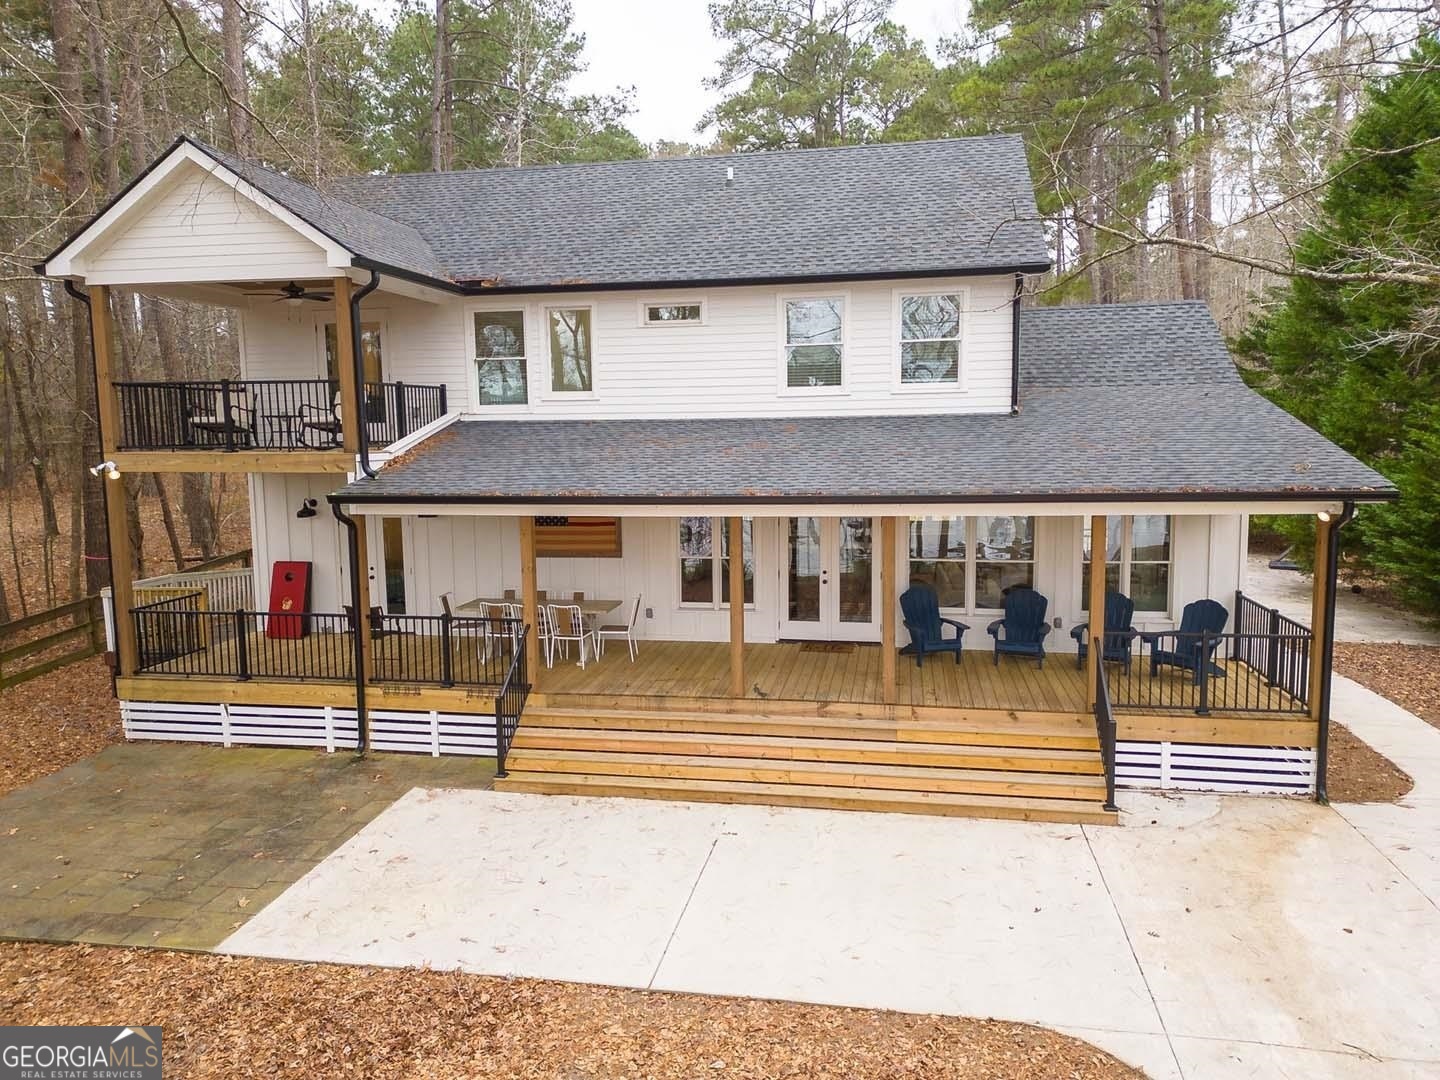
[1082,515,1172,613]
[782,296,844,389]
[547,306,593,393]
[908,516,1035,612]
[678,517,754,607]
[897,290,962,385]
[474,310,528,405]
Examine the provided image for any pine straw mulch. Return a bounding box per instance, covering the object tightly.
[0,944,1145,1080]
[0,656,123,798]
[1333,643,1440,732]
[1325,723,1413,803]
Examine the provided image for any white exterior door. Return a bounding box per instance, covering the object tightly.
[779,516,880,641]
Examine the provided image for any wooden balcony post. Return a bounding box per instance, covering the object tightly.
[520,516,541,688]
[728,516,745,698]
[881,516,898,705]
[88,285,137,676]
[1086,514,1107,708]
[332,275,360,454]
[1308,515,1332,721]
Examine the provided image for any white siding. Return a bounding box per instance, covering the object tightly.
[85,163,335,284]
[238,275,1016,419]
[249,474,348,612]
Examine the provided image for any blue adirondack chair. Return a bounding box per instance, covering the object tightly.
[1141,599,1229,684]
[986,586,1051,667]
[899,584,969,667]
[1070,591,1140,670]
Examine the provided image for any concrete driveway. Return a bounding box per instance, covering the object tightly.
[223,782,1440,1079]
[1244,553,1440,645]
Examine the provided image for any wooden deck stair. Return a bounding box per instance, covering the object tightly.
[495,704,1118,825]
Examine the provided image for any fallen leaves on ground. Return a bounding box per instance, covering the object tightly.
[1325,723,1413,803]
[1334,643,1440,732]
[0,943,1145,1080]
[0,657,122,797]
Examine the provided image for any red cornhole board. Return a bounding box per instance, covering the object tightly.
[267,561,312,639]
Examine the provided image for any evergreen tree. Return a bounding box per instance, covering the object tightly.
[1236,38,1440,611]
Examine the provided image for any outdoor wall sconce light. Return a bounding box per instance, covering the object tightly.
[89,460,120,480]
[296,498,318,520]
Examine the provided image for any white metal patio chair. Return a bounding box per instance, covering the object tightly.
[596,595,642,662]
[478,601,513,663]
[546,603,595,669]
[536,602,555,664]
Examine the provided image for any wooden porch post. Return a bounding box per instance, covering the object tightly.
[520,516,541,687]
[1308,515,1332,721]
[728,516,745,697]
[332,275,360,454]
[88,285,137,677]
[881,516,898,705]
[1086,514,1107,708]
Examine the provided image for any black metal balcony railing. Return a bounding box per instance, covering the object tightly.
[1107,629,1313,715]
[131,605,520,690]
[114,378,447,452]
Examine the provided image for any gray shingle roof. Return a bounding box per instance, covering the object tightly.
[192,139,446,282]
[336,302,1395,505]
[323,137,1050,288]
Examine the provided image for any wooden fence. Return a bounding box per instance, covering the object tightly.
[0,548,252,691]
[0,596,107,690]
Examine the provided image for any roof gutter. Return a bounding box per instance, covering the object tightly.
[1314,499,1357,805]
[329,488,1399,508]
[1010,274,1022,415]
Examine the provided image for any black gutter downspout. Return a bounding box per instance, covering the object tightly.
[63,281,119,697]
[1314,499,1356,805]
[330,500,368,755]
[1010,273,1022,415]
[349,269,381,479]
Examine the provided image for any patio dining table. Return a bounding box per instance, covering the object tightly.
[456,596,621,620]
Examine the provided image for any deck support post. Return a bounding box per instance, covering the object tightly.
[1086,514,1107,708]
[881,516,898,705]
[332,275,361,455]
[1307,516,1331,721]
[88,284,137,677]
[728,516,745,698]
[520,516,541,689]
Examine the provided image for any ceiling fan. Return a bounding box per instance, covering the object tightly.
[268,281,334,305]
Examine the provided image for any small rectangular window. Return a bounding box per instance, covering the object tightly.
[547,307,593,393]
[474,310,528,405]
[898,292,962,384]
[783,297,844,388]
[644,302,703,325]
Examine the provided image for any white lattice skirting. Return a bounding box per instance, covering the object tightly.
[121,700,497,757]
[1116,740,1316,795]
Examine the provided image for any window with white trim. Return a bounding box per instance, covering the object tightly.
[678,517,754,607]
[782,296,844,388]
[1082,515,1172,613]
[897,291,962,384]
[547,306,593,392]
[908,516,1035,612]
[643,301,704,325]
[474,310,528,405]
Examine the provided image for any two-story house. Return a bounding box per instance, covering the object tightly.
[38,135,1395,824]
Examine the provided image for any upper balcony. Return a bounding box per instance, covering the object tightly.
[110,378,448,472]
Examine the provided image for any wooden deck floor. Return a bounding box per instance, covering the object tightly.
[539,639,1301,715]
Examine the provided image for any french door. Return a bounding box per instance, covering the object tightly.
[779,517,880,641]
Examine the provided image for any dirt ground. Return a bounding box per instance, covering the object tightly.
[1335,642,1440,732]
[1325,722,1413,803]
[0,656,122,797]
[0,482,251,616]
[0,943,1144,1080]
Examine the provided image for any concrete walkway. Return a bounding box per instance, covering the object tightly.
[224,780,1440,1078]
[1244,554,1440,645]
